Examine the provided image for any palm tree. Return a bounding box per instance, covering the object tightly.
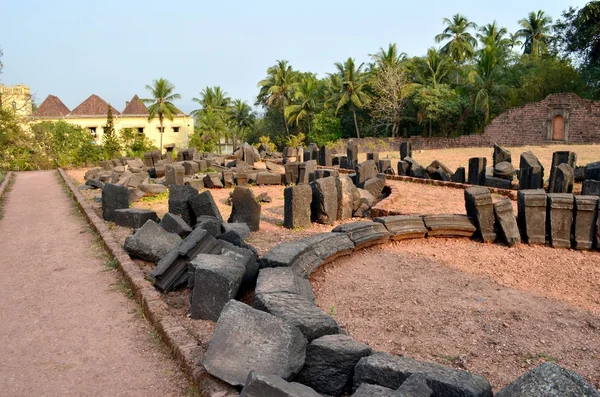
[515,10,553,57]
[142,78,181,153]
[370,43,407,69]
[258,60,295,134]
[467,46,508,122]
[229,99,256,147]
[191,86,231,117]
[408,48,452,89]
[285,75,320,134]
[197,109,227,154]
[326,58,371,138]
[477,22,511,64]
[435,14,478,84]
[508,33,523,52]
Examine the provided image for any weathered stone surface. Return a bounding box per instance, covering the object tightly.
[102,183,130,222]
[182,161,199,175]
[584,161,600,181]
[306,143,319,162]
[139,183,167,196]
[128,187,145,204]
[113,208,159,229]
[355,160,378,187]
[255,267,314,303]
[452,167,466,183]
[493,198,521,247]
[298,160,317,185]
[189,190,223,221]
[547,193,574,248]
[184,178,204,191]
[423,214,477,238]
[495,362,599,397]
[517,189,546,245]
[405,157,426,178]
[336,176,360,221]
[168,185,198,226]
[429,167,452,181]
[195,215,222,237]
[222,170,234,188]
[493,143,511,167]
[378,159,392,174]
[352,383,397,397]
[284,162,300,185]
[296,334,372,396]
[400,142,412,160]
[550,163,574,193]
[353,352,492,397]
[203,173,224,188]
[222,221,251,240]
[494,161,514,179]
[464,186,496,242]
[165,163,185,186]
[284,184,312,229]
[363,177,386,200]
[582,179,600,196]
[573,195,599,250]
[159,212,193,237]
[314,169,340,180]
[397,161,409,176]
[310,177,338,224]
[257,171,282,185]
[203,300,308,387]
[219,239,259,285]
[519,151,544,190]
[374,215,427,240]
[468,157,487,186]
[548,151,577,193]
[240,371,321,397]
[484,175,512,190]
[319,146,333,167]
[255,192,272,203]
[85,178,104,189]
[332,221,391,249]
[347,142,358,169]
[189,254,245,321]
[367,152,380,165]
[228,187,261,231]
[124,220,182,263]
[396,373,434,397]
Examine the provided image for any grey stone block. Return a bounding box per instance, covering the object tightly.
[397,161,409,176]
[352,383,397,397]
[296,334,371,396]
[319,146,333,167]
[423,214,477,237]
[493,143,511,167]
[336,176,360,221]
[346,142,358,169]
[494,161,514,179]
[102,183,130,221]
[220,240,259,286]
[400,142,412,160]
[547,193,574,248]
[185,178,203,192]
[451,167,466,183]
[332,221,391,249]
[367,152,380,165]
[240,371,320,397]
[582,180,600,196]
[222,222,251,239]
[355,160,378,187]
[519,151,544,190]
[165,163,184,186]
[257,171,282,185]
[113,208,159,229]
[159,212,193,238]
[228,187,261,231]
[548,151,577,193]
[363,177,386,199]
[168,185,198,226]
[298,160,317,185]
[189,190,223,221]
[493,198,520,247]
[584,161,600,181]
[222,170,234,188]
[139,183,167,196]
[195,215,222,237]
[484,175,512,189]
[517,189,546,245]
[255,267,314,303]
[573,195,599,250]
[182,161,199,175]
[203,172,224,188]
[124,220,182,263]
[464,186,496,242]
[397,373,433,397]
[550,163,574,193]
[85,178,104,189]
[468,157,487,185]
[314,169,339,180]
[202,300,308,387]
[310,176,338,224]
[284,184,312,229]
[374,215,427,240]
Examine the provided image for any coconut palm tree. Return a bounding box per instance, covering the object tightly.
[258,60,295,134]
[191,86,230,117]
[285,75,320,134]
[408,48,452,89]
[467,46,508,122]
[142,78,181,153]
[435,14,478,84]
[229,99,256,147]
[370,43,407,69]
[477,22,511,64]
[326,58,371,138]
[515,10,553,57]
[508,33,523,52]
[197,109,227,154]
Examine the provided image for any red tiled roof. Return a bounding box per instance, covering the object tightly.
[121,94,149,115]
[69,94,120,116]
[31,95,70,118]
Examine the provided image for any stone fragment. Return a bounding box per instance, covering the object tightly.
[203,173,224,188]
[284,184,312,229]
[239,371,321,397]
[310,176,338,224]
[547,193,574,248]
[285,162,300,185]
[165,163,185,186]
[493,198,520,247]
[355,160,378,187]
[397,161,409,176]
[195,215,222,237]
[314,169,340,180]
[451,167,466,183]
[332,221,390,249]
[548,151,577,193]
[400,142,412,160]
[374,215,427,240]
[583,161,600,181]
[468,157,487,185]
[367,152,380,165]
[256,192,272,203]
[182,161,199,175]
[266,161,286,174]
[404,157,426,178]
[222,170,234,188]
[396,373,434,396]
[493,143,511,167]
[550,163,574,193]
[228,186,261,231]
[494,161,514,179]
[184,178,204,191]
[139,183,167,196]
[519,151,544,190]
[159,212,193,238]
[363,177,386,199]
[189,254,245,321]
[574,166,585,182]
[255,267,314,303]
[346,142,358,169]
[378,159,392,174]
[124,220,182,263]
[298,160,317,185]
[423,215,476,237]
[102,183,130,222]
[296,334,371,396]
[168,185,198,226]
[128,187,145,204]
[336,176,360,221]
[352,383,397,397]
[319,146,333,167]
[572,195,599,250]
[257,171,282,185]
[464,186,496,242]
[582,180,600,196]
[219,239,259,285]
[517,189,546,245]
[202,300,308,387]
[495,362,599,397]
[222,222,251,239]
[85,179,104,189]
[113,208,159,229]
[484,175,512,190]
[353,352,492,397]
[189,190,223,221]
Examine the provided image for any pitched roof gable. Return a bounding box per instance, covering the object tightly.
[121,94,149,115]
[69,94,120,116]
[31,95,71,118]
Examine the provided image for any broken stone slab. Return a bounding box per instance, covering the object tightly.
[127,188,145,204]
[219,239,259,285]
[396,373,434,397]
[464,186,496,242]
[355,160,378,187]
[468,157,487,186]
[548,151,577,193]
[547,193,574,248]
[139,183,167,196]
[84,167,104,181]
[582,180,600,196]
[284,162,300,185]
[314,169,340,180]
[423,214,477,238]
[363,177,386,199]
[124,220,182,263]
[517,189,546,245]
[493,199,520,247]
[519,151,544,190]
[159,212,193,238]
[189,254,245,321]
[255,267,314,303]
[255,192,272,203]
[85,179,104,189]
[228,186,261,231]
[495,362,599,397]
[366,152,380,166]
[165,163,185,186]
[550,163,574,193]
[310,176,338,224]
[332,221,391,249]
[202,300,308,387]
[400,142,412,160]
[451,167,466,183]
[353,352,492,397]
[378,159,392,174]
[221,222,251,240]
[572,195,599,250]
[257,171,282,185]
[429,167,451,181]
[493,161,514,179]
[189,190,223,221]
[319,146,333,167]
[296,334,372,396]
[266,161,286,174]
[168,184,198,226]
[222,170,234,188]
[484,175,512,190]
[113,208,159,229]
[182,161,199,175]
[298,160,317,185]
[374,215,427,240]
[102,183,130,222]
[284,184,313,229]
[239,371,321,397]
[336,176,360,221]
[184,178,204,191]
[203,172,224,188]
[352,383,397,397]
[195,215,222,237]
[254,292,339,341]
[493,143,511,167]
[583,161,600,181]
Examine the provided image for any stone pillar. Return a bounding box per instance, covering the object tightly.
[546,193,574,248]
[548,151,577,192]
[165,163,185,186]
[468,157,487,185]
[310,176,338,224]
[346,143,358,170]
[519,151,544,190]
[400,142,412,160]
[464,186,496,242]
[319,146,333,167]
[378,159,392,174]
[451,167,466,184]
[572,195,599,250]
[355,160,378,188]
[517,189,546,245]
[298,160,317,185]
[493,198,520,247]
[493,143,511,167]
[550,163,574,193]
[397,161,409,176]
[366,152,380,168]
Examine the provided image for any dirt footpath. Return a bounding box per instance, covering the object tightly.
[0,171,189,397]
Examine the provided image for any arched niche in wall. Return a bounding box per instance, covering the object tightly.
[546,105,570,142]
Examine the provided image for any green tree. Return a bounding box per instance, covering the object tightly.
[285,75,320,135]
[120,128,157,157]
[477,21,511,63]
[195,109,227,154]
[435,14,478,84]
[309,109,342,146]
[412,85,461,137]
[258,60,295,135]
[102,105,121,158]
[142,78,181,153]
[515,10,553,57]
[370,43,407,69]
[229,99,256,146]
[368,62,410,137]
[467,46,508,122]
[191,86,231,116]
[327,58,371,138]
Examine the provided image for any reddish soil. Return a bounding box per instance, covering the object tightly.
[310,241,600,391]
[0,171,189,397]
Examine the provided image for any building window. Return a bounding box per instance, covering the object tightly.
[173,126,180,133]
[137,127,144,134]
[157,127,165,133]
[89,127,97,137]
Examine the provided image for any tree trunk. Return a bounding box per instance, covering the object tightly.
[159,115,164,154]
[456,62,459,85]
[282,97,290,135]
[352,109,361,139]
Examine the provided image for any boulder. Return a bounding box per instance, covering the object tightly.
[240,371,320,397]
[464,186,496,242]
[102,183,130,222]
[493,198,520,247]
[572,195,599,250]
[310,176,338,224]
[124,220,182,263]
[332,221,391,249]
[202,300,308,387]
[396,373,434,397]
[352,383,397,397]
[374,215,427,240]
[296,334,372,396]
[284,184,313,229]
[547,193,574,248]
[159,212,193,238]
[228,186,261,231]
[113,208,159,229]
[168,185,198,226]
[189,190,223,221]
[468,157,487,185]
[255,267,314,303]
[519,151,544,190]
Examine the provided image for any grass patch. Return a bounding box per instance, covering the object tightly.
[524,352,559,363]
[139,190,169,203]
[187,384,201,397]
[105,257,119,270]
[111,278,135,300]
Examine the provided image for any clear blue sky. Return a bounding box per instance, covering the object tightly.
[0,0,588,113]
